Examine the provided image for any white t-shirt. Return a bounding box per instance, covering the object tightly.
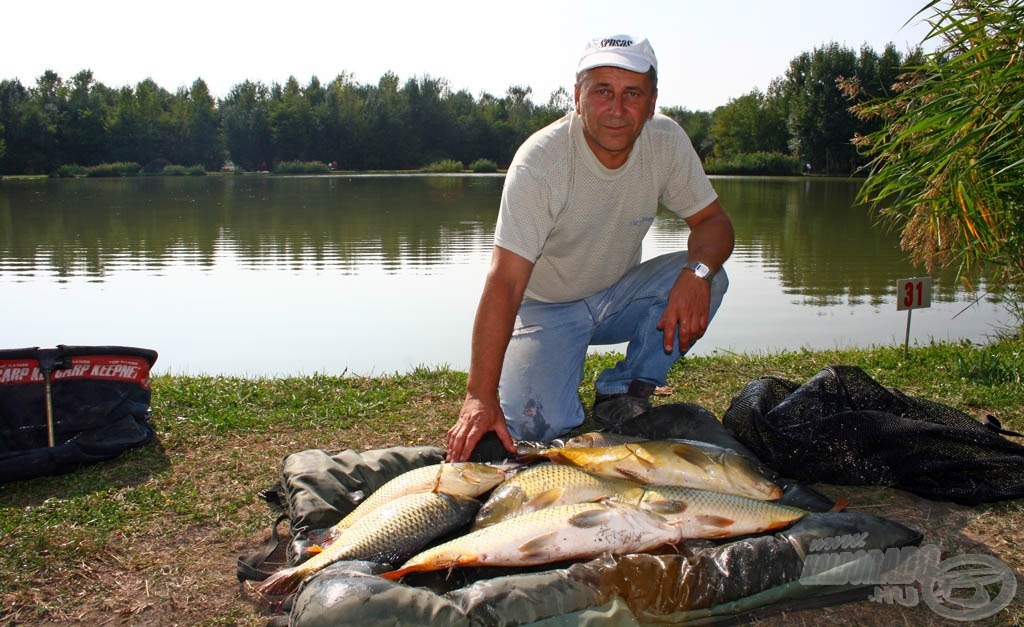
[495,111,717,303]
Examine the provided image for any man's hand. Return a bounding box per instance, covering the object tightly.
[657,271,711,353]
[445,395,516,462]
[658,199,734,353]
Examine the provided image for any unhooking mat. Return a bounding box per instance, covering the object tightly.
[239,402,924,626]
[0,345,158,483]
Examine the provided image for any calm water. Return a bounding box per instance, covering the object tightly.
[0,175,1010,376]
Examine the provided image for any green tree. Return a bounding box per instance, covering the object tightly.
[783,43,860,174]
[709,89,788,158]
[661,107,714,160]
[60,70,113,166]
[221,80,273,170]
[179,79,222,169]
[106,78,174,165]
[364,72,410,169]
[854,0,1024,312]
[321,72,368,170]
[0,79,30,173]
[270,76,317,163]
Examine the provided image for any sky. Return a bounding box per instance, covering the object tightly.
[3,0,939,112]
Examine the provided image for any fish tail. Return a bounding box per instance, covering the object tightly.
[253,566,304,597]
[379,564,419,580]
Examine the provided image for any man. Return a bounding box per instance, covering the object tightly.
[446,35,734,462]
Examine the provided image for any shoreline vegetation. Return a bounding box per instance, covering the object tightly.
[1,336,1022,625]
[0,153,803,179]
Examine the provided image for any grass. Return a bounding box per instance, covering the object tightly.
[1,336,1022,625]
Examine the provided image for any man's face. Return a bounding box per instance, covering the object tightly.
[574,66,657,168]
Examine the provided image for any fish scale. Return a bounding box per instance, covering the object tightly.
[381,501,684,580]
[325,462,506,538]
[474,462,645,529]
[636,485,809,538]
[255,491,481,597]
[531,440,783,500]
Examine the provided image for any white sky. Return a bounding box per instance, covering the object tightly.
[3,0,938,111]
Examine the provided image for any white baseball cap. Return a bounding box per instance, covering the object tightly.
[577,35,658,75]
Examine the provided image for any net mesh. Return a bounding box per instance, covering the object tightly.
[721,365,1024,505]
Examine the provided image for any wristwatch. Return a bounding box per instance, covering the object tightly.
[684,261,713,283]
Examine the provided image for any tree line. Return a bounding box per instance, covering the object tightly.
[0,42,918,176]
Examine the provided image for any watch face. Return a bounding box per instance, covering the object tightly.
[687,261,711,279]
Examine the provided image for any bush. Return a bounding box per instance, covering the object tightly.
[420,159,464,173]
[469,159,498,173]
[163,165,188,176]
[53,164,88,178]
[273,160,332,174]
[705,152,802,176]
[86,162,142,177]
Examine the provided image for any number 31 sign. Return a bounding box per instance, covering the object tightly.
[897,277,932,311]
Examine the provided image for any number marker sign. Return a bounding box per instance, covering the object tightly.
[897,277,932,311]
[897,277,932,356]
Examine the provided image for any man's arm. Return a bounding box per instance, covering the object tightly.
[445,246,534,462]
[657,199,735,353]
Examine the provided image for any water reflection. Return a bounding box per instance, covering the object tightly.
[0,175,1008,376]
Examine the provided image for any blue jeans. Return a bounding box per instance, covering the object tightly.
[498,251,728,442]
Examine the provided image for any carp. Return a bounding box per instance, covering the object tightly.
[526,439,782,501]
[631,485,809,539]
[473,463,645,529]
[317,461,506,544]
[380,500,683,580]
[255,490,481,597]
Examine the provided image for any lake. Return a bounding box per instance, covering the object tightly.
[0,174,1011,377]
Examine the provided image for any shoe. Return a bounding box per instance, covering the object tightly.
[592,380,656,428]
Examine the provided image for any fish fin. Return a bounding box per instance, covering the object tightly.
[253,566,303,597]
[379,566,413,580]
[518,532,562,558]
[670,443,712,466]
[829,497,849,513]
[614,468,650,484]
[523,488,566,512]
[567,507,615,528]
[380,555,474,581]
[432,462,445,494]
[696,514,734,528]
[642,501,689,516]
[624,443,657,468]
[306,544,324,555]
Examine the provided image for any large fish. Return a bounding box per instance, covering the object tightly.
[380,501,684,580]
[527,440,782,501]
[561,431,646,448]
[255,491,481,597]
[316,462,506,544]
[473,463,645,529]
[630,485,809,539]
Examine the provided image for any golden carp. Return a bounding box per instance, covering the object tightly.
[318,462,506,543]
[380,501,683,580]
[473,463,645,529]
[629,485,808,539]
[255,490,481,597]
[529,440,782,501]
[561,431,646,448]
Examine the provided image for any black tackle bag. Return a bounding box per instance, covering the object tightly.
[0,345,158,483]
